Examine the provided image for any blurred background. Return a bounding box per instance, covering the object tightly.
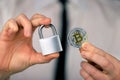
[0,0,120,80]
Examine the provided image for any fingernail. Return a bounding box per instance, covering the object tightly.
[81,42,89,50]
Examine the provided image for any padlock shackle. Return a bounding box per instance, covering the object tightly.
[38,24,58,39]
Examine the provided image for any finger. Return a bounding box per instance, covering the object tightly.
[81,48,114,72]
[29,52,59,65]
[81,61,108,80]
[30,13,51,28]
[80,69,94,80]
[0,19,18,40]
[16,13,32,37]
[88,61,103,71]
[80,42,114,72]
[80,42,118,64]
[31,13,46,20]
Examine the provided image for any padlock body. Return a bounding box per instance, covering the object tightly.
[39,35,63,55]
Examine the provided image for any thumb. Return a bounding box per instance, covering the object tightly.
[29,52,59,65]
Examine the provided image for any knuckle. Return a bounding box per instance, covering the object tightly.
[90,69,97,76]
[17,13,32,26]
[87,51,96,61]
[6,19,18,31]
[94,48,100,54]
[31,13,45,19]
[102,60,114,72]
[8,18,15,23]
[17,13,26,19]
[91,45,101,55]
[86,46,97,60]
[33,13,41,17]
[102,60,110,68]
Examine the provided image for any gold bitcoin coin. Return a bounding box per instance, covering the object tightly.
[67,28,87,48]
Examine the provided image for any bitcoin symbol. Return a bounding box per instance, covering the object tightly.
[73,32,83,45]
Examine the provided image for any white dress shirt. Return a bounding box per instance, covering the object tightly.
[0,0,120,80]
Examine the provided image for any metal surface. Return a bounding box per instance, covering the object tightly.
[38,24,63,55]
[38,24,58,39]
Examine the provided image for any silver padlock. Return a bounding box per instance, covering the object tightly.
[38,24,63,55]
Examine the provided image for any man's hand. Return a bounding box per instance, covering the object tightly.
[80,42,120,80]
[0,13,59,80]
